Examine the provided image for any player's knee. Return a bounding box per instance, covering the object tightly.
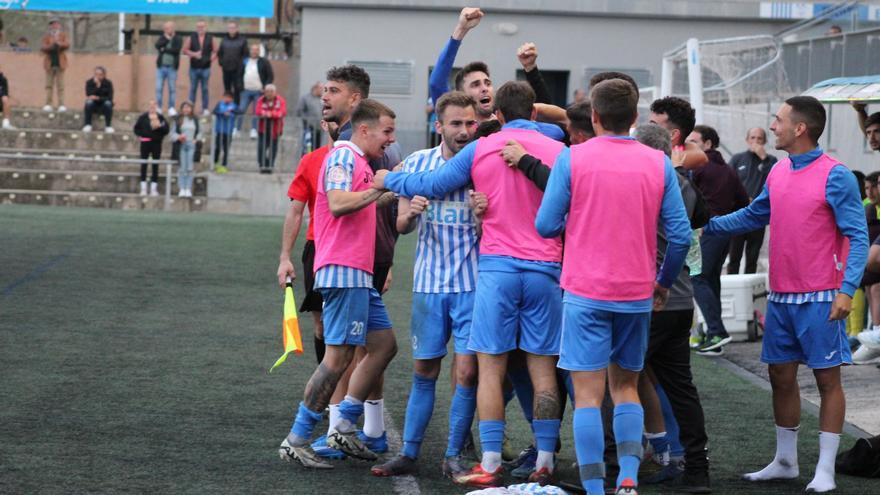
[768,365,797,390]
[414,358,442,379]
[456,363,478,387]
[814,371,842,396]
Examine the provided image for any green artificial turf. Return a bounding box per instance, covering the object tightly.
[1,204,877,494]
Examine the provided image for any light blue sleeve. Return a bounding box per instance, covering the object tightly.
[535,147,572,238]
[429,37,461,105]
[323,147,355,192]
[536,121,565,142]
[704,184,771,236]
[657,158,692,288]
[826,165,869,297]
[385,141,475,198]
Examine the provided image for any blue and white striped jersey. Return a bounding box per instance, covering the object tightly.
[403,146,479,293]
[315,141,372,289]
[768,290,837,304]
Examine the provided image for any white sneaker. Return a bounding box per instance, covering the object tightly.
[82,125,93,133]
[202,109,210,117]
[249,128,257,139]
[139,181,148,196]
[42,105,53,112]
[186,188,193,198]
[178,189,186,198]
[852,345,880,364]
[149,182,159,197]
[2,118,14,130]
[156,108,163,115]
[168,107,178,117]
[57,105,67,112]
[232,128,240,138]
[857,330,880,350]
[104,126,115,134]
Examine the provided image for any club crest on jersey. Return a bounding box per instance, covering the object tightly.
[327,166,348,185]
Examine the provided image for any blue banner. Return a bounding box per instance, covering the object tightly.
[5,0,274,18]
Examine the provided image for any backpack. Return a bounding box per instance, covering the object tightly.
[836,435,880,478]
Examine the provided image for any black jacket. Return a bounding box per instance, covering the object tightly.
[85,78,113,102]
[240,57,274,88]
[155,34,183,69]
[133,112,170,142]
[187,33,214,69]
[0,73,8,98]
[218,34,248,71]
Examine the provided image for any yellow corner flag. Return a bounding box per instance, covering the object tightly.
[269,277,304,372]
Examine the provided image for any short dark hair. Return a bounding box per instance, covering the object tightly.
[435,91,476,122]
[474,120,501,139]
[650,96,696,140]
[351,98,395,128]
[853,170,867,200]
[454,61,490,91]
[784,95,826,143]
[591,79,638,134]
[493,81,535,122]
[865,112,880,130]
[326,65,371,98]
[866,171,880,186]
[693,125,720,149]
[566,101,594,137]
[589,71,639,93]
[222,90,234,98]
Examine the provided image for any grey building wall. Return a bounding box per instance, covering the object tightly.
[297,4,791,155]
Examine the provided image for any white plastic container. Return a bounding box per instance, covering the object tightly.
[696,273,768,342]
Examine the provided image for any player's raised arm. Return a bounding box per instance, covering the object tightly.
[429,8,484,104]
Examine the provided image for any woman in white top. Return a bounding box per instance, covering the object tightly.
[170,101,202,197]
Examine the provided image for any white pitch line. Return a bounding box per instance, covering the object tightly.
[382,408,421,495]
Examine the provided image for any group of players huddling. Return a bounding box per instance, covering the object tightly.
[275,8,868,495]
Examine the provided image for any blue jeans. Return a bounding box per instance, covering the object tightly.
[178,141,195,190]
[156,66,177,110]
[188,68,211,112]
[237,89,261,131]
[692,233,731,340]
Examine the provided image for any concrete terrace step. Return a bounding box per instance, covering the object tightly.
[0,128,145,153]
[0,189,207,211]
[10,108,212,132]
[0,150,209,173]
[0,169,207,196]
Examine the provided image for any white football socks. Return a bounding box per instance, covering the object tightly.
[363,398,385,438]
[481,451,502,473]
[743,425,800,481]
[806,432,840,493]
[536,450,555,471]
[327,403,341,436]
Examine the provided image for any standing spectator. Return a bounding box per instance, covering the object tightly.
[255,84,286,174]
[170,101,202,198]
[295,81,323,153]
[183,20,216,116]
[0,64,15,129]
[41,18,69,112]
[237,43,273,139]
[687,125,750,356]
[727,127,777,274]
[12,36,30,52]
[569,88,587,106]
[82,66,114,133]
[133,101,170,197]
[155,21,182,116]
[217,21,248,105]
[212,91,236,173]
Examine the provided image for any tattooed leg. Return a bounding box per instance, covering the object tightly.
[303,345,355,411]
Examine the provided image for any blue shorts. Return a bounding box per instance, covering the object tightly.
[469,269,562,355]
[319,287,393,346]
[762,301,852,369]
[557,303,650,372]
[410,291,475,359]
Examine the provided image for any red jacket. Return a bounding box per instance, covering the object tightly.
[256,95,287,138]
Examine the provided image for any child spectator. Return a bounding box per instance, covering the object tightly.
[212,91,236,174]
[133,101,170,196]
[170,101,202,198]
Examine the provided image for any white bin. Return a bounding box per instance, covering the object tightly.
[696,273,768,342]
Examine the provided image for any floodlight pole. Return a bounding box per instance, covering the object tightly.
[686,37,705,124]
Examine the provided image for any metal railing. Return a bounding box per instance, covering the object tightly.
[782,25,880,93]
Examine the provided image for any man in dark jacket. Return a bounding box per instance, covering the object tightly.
[183,20,216,116]
[238,43,274,138]
[217,21,248,104]
[0,66,14,129]
[687,125,750,357]
[83,66,114,133]
[728,127,777,275]
[155,21,182,116]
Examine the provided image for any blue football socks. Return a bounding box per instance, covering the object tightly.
[445,384,476,457]
[401,374,437,459]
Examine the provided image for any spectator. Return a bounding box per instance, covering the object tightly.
[155,21,182,116]
[12,36,29,52]
[170,101,202,198]
[212,91,236,174]
[826,25,843,36]
[255,84,286,174]
[133,100,170,197]
[237,43,273,139]
[687,124,750,356]
[183,20,216,116]
[217,21,248,105]
[40,18,69,112]
[0,64,14,129]
[82,66,114,133]
[295,81,323,153]
[727,127,777,274]
[570,88,587,106]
